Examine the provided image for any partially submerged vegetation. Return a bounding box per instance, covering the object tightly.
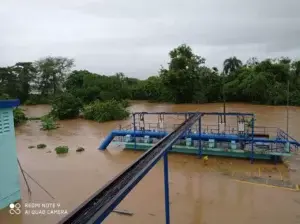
[28,145,86,155]
[50,93,82,120]
[40,115,58,130]
[13,108,27,126]
[24,95,51,105]
[83,100,130,122]
[55,146,69,154]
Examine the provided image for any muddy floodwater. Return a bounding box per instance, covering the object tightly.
[1,102,300,224]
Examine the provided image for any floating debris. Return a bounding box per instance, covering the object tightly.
[76,147,85,152]
[28,145,35,149]
[37,144,47,149]
[112,209,133,216]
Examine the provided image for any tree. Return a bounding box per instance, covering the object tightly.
[35,57,74,96]
[0,67,18,98]
[13,62,36,103]
[291,60,300,77]
[160,44,206,103]
[144,76,164,101]
[246,57,259,67]
[212,67,219,74]
[1,49,300,108]
[50,92,82,119]
[223,56,243,75]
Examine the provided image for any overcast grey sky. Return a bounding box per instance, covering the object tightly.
[1,0,299,78]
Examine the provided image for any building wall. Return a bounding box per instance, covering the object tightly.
[0,108,21,209]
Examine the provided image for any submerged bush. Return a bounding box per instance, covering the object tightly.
[50,92,82,120]
[13,108,27,126]
[83,99,130,122]
[55,146,69,154]
[41,115,58,130]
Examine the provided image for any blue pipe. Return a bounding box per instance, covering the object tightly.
[99,133,114,150]
[164,152,170,224]
[98,130,299,150]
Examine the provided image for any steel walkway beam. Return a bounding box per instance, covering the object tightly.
[58,113,201,224]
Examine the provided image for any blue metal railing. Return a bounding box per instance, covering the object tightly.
[118,122,278,137]
[276,129,300,152]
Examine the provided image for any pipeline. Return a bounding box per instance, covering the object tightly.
[99,130,299,150]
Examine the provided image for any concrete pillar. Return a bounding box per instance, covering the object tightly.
[0,99,21,209]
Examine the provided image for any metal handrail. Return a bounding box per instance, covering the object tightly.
[118,122,279,135]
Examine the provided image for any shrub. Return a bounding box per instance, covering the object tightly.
[55,146,69,154]
[50,92,82,120]
[0,93,10,100]
[83,99,130,122]
[13,108,27,126]
[41,115,58,130]
[120,99,130,108]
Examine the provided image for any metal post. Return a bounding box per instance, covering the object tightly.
[286,80,289,136]
[222,72,226,123]
[198,116,202,157]
[163,152,170,224]
[218,115,220,134]
[251,115,254,164]
[133,114,136,150]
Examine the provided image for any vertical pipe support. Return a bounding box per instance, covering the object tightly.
[164,151,170,224]
[287,79,289,136]
[251,115,254,164]
[218,115,220,134]
[133,114,136,150]
[274,155,277,165]
[198,115,202,157]
[237,115,239,135]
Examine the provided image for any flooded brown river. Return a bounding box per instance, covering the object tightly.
[1,102,300,224]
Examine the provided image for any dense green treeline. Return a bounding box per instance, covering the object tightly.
[0,44,299,124]
[63,44,300,105]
